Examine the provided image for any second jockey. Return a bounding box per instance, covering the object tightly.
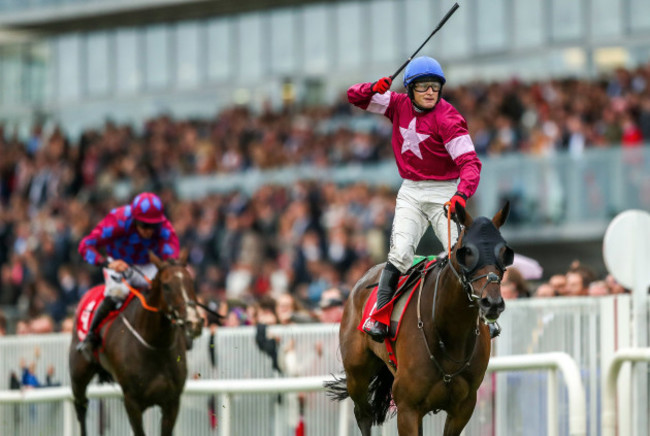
[76,192,180,360]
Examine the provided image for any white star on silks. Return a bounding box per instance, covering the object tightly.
[399,118,429,159]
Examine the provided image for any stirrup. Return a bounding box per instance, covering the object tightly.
[362,318,388,343]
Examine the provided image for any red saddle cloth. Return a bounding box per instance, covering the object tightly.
[357,259,437,341]
[75,285,135,342]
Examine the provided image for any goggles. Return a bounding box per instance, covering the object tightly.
[412,81,442,93]
[135,221,161,230]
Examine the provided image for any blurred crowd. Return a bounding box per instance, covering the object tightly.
[1,64,649,334]
[501,260,630,301]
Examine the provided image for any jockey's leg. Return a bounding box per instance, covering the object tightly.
[429,204,460,252]
[363,181,427,343]
[362,262,401,342]
[127,263,158,289]
[77,269,128,361]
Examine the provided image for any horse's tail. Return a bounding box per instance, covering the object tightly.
[367,365,394,425]
[324,366,395,426]
[323,373,349,402]
[96,365,114,384]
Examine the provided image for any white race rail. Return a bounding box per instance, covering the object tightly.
[488,352,587,436]
[0,376,345,436]
[0,353,586,436]
[602,347,650,436]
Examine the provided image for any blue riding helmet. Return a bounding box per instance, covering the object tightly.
[403,56,446,88]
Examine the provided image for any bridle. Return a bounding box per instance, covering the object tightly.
[448,253,503,304]
[415,208,506,384]
[444,207,505,304]
[160,278,197,327]
[130,263,197,328]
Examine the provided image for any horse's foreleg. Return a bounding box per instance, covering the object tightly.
[396,406,422,436]
[442,394,477,436]
[160,399,181,436]
[123,394,146,436]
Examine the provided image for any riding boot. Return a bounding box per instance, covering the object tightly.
[363,262,401,343]
[77,296,119,361]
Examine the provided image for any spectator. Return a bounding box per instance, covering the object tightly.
[29,314,55,334]
[534,283,557,298]
[565,270,590,296]
[549,274,567,296]
[20,354,42,389]
[605,274,630,294]
[60,315,75,333]
[501,268,530,299]
[588,280,610,297]
[0,309,6,335]
[44,365,61,387]
[275,292,312,325]
[316,288,345,323]
[15,319,30,335]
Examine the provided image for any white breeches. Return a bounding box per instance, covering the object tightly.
[103,263,158,300]
[388,179,460,273]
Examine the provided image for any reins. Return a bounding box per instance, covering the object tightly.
[414,202,500,384]
[126,264,224,320]
[416,258,480,384]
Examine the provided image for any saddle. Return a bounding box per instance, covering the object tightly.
[359,257,439,338]
[75,285,136,342]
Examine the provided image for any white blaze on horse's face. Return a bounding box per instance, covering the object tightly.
[175,271,201,329]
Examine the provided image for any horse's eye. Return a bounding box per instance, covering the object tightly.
[457,245,478,271]
[495,244,514,268]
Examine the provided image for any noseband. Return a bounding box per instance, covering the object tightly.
[448,258,502,303]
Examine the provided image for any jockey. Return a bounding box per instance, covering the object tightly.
[348,56,483,342]
[76,192,180,359]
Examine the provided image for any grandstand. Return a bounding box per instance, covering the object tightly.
[1,0,650,435]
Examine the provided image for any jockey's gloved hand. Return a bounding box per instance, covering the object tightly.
[371,77,392,94]
[449,192,467,213]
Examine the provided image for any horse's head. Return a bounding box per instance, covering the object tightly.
[149,250,203,347]
[451,202,514,322]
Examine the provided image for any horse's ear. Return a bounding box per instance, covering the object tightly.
[178,248,189,266]
[149,250,164,268]
[455,203,473,227]
[492,201,510,229]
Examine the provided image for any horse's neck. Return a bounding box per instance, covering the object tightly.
[432,265,479,341]
[127,286,177,349]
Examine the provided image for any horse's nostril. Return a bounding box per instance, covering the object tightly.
[480,298,491,308]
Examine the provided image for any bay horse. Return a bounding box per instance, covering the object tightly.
[326,202,513,436]
[69,250,204,436]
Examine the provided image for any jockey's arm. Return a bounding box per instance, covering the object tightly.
[78,213,122,266]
